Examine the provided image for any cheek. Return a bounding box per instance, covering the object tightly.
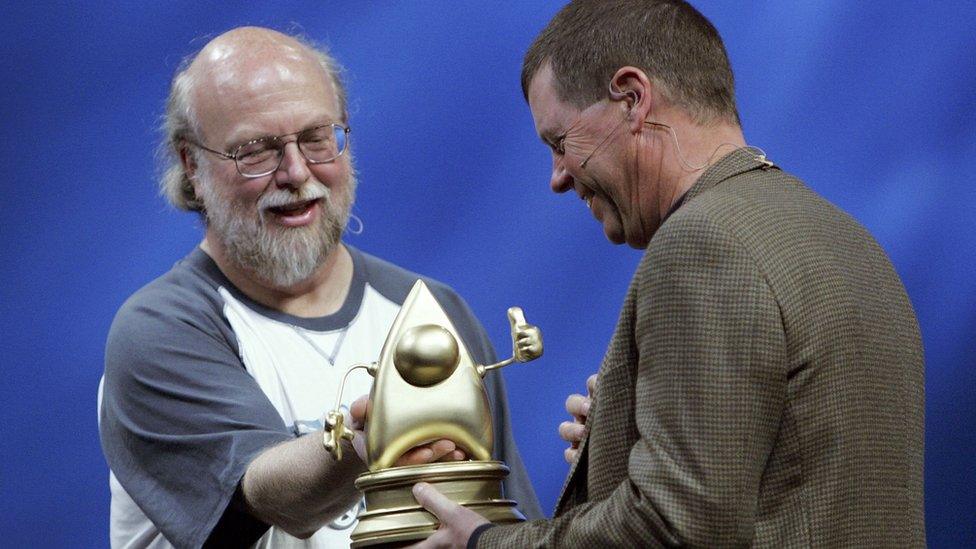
[200,161,259,201]
[309,158,351,186]
[562,114,615,159]
[232,179,269,205]
[561,132,595,160]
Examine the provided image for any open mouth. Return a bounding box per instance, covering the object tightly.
[265,198,320,226]
[268,199,316,215]
[578,191,594,209]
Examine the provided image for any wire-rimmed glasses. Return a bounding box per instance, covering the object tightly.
[190,123,350,178]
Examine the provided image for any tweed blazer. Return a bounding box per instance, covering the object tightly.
[481,149,925,547]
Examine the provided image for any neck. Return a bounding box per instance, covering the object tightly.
[201,236,354,318]
[657,119,746,217]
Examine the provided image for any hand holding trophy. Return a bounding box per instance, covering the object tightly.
[321,280,542,547]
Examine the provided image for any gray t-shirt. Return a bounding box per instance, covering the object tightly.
[99,246,541,548]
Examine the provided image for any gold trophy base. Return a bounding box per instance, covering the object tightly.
[350,460,525,548]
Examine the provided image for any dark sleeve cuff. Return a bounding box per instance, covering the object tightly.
[203,483,271,547]
[467,522,496,549]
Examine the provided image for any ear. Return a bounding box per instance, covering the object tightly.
[608,67,655,134]
[178,140,198,180]
[177,141,206,209]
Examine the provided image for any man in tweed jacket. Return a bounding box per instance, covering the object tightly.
[412,1,925,547]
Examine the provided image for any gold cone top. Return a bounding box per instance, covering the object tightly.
[366,280,494,470]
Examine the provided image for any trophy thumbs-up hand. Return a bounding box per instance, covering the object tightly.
[322,410,356,461]
[508,307,543,363]
[475,307,543,376]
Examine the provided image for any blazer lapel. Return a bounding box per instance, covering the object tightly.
[554,421,590,515]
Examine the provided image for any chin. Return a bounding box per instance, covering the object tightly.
[602,224,627,246]
[622,229,652,249]
[607,230,649,250]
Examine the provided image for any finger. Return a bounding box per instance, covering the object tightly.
[412,482,459,521]
[352,432,368,463]
[565,394,590,420]
[349,395,369,429]
[517,338,540,355]
[407,528,445,549]
[427,439,458,462]
[558,421,586,443]
[586,373,598,396]
[395,446,434,467]
[441,449,466,462]
[564,447,578,464]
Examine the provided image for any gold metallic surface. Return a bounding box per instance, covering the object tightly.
[367,281,496,470]
[321,280,543,546]
[322,410,355,461]
[351,462,524,548]
[507,307,543,363]
[393,324,460,387]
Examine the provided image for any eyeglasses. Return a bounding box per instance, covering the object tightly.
[189,123,350,178]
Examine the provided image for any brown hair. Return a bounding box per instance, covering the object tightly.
[522,0,740,126]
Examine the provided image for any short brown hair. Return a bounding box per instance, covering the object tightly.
[522,0,740,126]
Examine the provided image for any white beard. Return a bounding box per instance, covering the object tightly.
[197,168,356,289]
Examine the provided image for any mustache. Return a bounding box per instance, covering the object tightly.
[258,181,330,210]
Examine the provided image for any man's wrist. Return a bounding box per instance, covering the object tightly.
[466,522,495,549]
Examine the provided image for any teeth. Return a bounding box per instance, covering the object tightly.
[273,200,311,213]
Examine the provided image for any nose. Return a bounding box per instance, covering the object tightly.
[549,154,573,194]
[274,141,311,188]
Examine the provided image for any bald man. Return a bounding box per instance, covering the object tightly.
[98,27,540,548]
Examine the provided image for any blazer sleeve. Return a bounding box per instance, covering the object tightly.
[479,210,787,547]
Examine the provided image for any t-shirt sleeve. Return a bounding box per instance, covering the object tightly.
[99,285,293,548]
[431,284,545,520]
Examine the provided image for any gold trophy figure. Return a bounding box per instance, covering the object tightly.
[322,280,542,547]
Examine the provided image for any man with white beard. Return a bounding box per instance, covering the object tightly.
[98,27,541,548]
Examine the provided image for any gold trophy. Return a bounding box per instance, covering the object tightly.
[321,280,542,547]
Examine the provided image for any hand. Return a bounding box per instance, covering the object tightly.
[409,482,489,548]
[508,307,543,362]
[349,395,466,466]
[396,440,466,467]
[348,395,370,462]
[560,373,597,463]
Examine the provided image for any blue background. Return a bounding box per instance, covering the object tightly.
[2,1,973,546]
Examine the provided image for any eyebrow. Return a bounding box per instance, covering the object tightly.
[540,128,567,151]
[220,129,270,153]
[224,119,335,151]
[538,128,561,148]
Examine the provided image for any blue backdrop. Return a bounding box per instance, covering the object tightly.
[2,2,973,546]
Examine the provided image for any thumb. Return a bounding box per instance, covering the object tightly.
[412,482,456,520]
[349,395,369,429]
[507,307,527,330]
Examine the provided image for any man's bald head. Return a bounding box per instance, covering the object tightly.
[160,27,348,212]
